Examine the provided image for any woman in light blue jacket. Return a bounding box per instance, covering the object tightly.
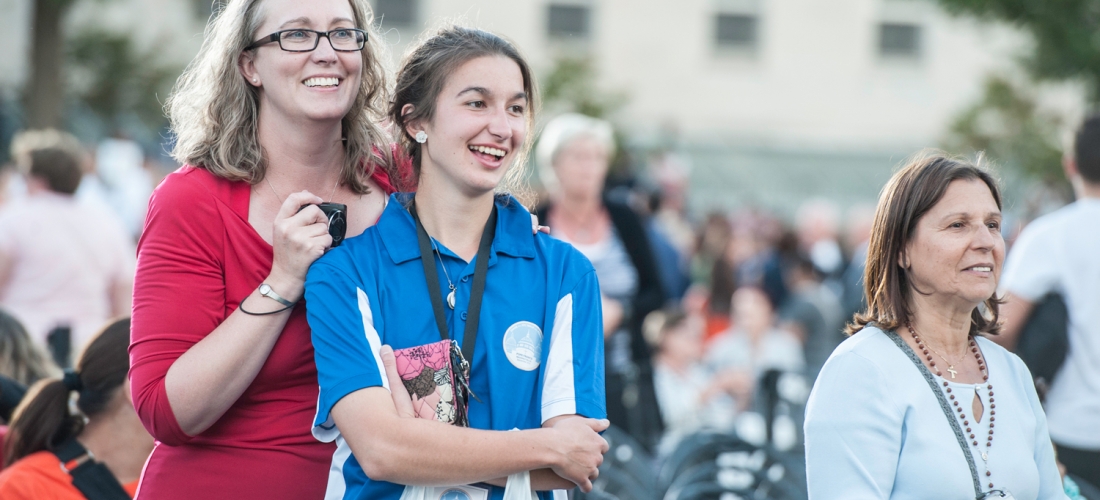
[804,152,1066,500]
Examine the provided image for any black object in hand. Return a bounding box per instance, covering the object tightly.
[299,202,348,247]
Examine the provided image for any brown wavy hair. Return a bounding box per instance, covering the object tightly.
[847,151,1003,337]
[166,0,393,193]
[389,25,538,203]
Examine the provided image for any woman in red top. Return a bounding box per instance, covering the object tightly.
[0,317,152,499]
[128,0,403,497]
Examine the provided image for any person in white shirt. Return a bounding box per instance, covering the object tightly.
[804,152,1065,500]
[998,114,1100,488]
[706,286,804,411]
[0,130,134,354]
[648,308,737,455]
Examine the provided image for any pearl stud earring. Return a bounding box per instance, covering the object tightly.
[415,131,427,144]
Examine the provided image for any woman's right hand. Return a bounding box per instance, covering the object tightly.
[380,345,417,419]
[269,191,330,298]
[545,416,610,491]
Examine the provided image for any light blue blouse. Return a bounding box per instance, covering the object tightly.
[804,326,1067,500]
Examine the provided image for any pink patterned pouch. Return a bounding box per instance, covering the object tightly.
[393,339,470,426]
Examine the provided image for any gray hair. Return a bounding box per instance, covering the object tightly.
[165,0,393,193]
[535,113,615,190]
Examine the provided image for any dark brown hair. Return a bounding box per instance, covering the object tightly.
[643,307,689,349]
[29,147,82,195]
[847,151,1003,336]
[389,26,537,190]
[4,317,131,466]
[1074,112,1100,183]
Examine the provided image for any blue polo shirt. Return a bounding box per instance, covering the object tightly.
[305,193,606,500]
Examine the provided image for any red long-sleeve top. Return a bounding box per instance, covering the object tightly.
[130,164,400,499]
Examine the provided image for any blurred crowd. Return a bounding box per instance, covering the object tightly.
[619,172,876,454]
[0,114,1087,494]
[0,120,877,466]
[531,113,885,457]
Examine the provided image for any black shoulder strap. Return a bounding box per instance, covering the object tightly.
[53,440,132,500]
[883,329,984,498]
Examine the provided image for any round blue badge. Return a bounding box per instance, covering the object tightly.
[502,321,543,371]
[439,489,472,500]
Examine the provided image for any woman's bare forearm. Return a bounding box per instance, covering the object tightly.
[163,274,299,435]
[334,387,608,490]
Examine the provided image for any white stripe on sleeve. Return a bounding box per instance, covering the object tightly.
[542,293,577,423]
[312,287,389,443]
[323,435,352,500]
[358,287,389,391]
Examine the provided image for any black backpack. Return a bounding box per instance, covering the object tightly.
[1014,293,1070,401]
[52,439,131,500]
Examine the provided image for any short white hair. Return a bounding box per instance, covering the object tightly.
[535,113,616,189]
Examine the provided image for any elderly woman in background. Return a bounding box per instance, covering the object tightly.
[535,113,665,450]
[804,152,1066,499]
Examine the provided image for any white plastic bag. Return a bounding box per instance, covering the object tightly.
[502,471,538,500]
[398,485,430,500]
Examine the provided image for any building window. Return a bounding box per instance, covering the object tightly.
[374,0,416,27]
[879,23,921,57]
[715,13,757,49]
[547,4,590,39]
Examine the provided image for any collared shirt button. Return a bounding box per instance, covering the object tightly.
[461,312,468,321]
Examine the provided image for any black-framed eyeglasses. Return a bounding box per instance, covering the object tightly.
[245,28,367,52]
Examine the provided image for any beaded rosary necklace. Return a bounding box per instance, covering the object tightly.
[907,323,999,490]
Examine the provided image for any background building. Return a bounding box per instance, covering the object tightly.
[369,0,1084,215]
[0,0,1085,215]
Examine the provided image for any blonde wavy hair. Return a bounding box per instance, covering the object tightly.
[166,0,392,193]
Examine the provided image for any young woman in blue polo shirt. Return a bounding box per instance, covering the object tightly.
[304,26,609,500]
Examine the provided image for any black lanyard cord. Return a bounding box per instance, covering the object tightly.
[410,201,497,366]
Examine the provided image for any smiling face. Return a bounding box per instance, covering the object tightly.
[414,55,528,196]
[241,0,362,125]
[902,179,1005,310]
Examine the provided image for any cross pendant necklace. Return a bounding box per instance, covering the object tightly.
[907,323,965,379]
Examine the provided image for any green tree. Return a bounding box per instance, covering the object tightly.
[539,56,626,120]
[935,0,1100,100]
[936,0,1088,195]
[20,0,187,135]
[67,29,179,132]
[24,0,79,128]
[943,75,1066,187]
[538,56,633,179]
